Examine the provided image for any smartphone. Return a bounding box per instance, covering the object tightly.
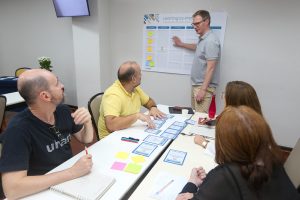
[205,119,216,126]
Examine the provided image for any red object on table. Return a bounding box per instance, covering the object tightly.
[208,95,216,119]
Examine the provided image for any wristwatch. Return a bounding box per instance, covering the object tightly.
[201,140,208,148]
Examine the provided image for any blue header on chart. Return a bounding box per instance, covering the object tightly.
[171,26,185,29]
[211,26,221,29]
[158,26,170,29]
[146,26,157,29]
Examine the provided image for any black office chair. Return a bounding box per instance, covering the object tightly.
[0,96,6,198]
[0,95,6,132]
[88,92,104,141]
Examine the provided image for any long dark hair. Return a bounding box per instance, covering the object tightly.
[215,106,283,191]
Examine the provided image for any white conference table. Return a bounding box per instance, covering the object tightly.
[2,91,25,106]
[129,112,217,200]
[22,105,190,200]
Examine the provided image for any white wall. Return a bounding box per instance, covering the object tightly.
[0,0,77,105]
[108,0,300,147]
[72,0,102,107]
[72,0,112,107]
[98,0,113,91]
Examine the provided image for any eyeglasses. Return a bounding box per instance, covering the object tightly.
[49,126,63,141]
[191,18,206,27]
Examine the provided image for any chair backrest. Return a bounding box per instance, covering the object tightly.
[15,67,31,77]
[284,138,300,189]
[88,92,104,141]
[0,97,7,198]
[0,95,6,131]
[0,143,2,158]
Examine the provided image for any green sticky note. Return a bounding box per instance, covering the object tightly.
[124,163,142,174]
[149,61,155,67]
[148,31,154,37]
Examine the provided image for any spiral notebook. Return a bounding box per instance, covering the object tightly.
[50,170,116,200]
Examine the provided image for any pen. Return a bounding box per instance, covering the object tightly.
[85,146,88,155]
[156,179,174,195]
[121,137,139,143]
[202,135,215,140]
[128,137,139,141]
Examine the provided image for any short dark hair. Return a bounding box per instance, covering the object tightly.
[193,10,211,25]
[117,67,136,83]
[18,76,49,105]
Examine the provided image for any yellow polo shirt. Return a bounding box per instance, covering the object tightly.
[98,80,149,139]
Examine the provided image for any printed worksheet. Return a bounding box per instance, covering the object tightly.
[168,124,183,131]
[133,142,158,157]
[164,128,179,135]
[172,121,186,127]
[161,132,177,140]
[153,119,166,129]
[144,135,168,146]
[164,149,187,165]
[145,128,161,135]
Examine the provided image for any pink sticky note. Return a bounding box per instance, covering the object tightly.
[111,161,127,171]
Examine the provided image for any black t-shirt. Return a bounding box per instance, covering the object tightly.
[0,104,82,175]
[181,164,300,200]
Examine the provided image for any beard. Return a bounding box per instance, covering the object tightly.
[50,93,65,106]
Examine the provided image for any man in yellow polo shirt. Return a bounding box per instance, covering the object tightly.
[98,61,165,139]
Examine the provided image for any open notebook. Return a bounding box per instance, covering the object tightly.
[50,170,116,200]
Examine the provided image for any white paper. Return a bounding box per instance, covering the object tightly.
[189,125,215,139]
[204,140,216,158]
[149,171,187,200]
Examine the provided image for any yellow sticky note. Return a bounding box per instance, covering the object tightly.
[146,56,153,61]
[147,46,153,52]
[115,151,129,160]
[124,163,142,174]
[149,61,155,67]
[147,39,153,44]
[147,31,154,37]
[131,155,145,163]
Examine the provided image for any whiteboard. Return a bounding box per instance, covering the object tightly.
[142,12,227,74]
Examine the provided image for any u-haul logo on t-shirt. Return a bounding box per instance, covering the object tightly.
[46,134,71,152]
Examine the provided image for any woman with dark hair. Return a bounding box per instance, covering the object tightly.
[224,81,262,115]
[194,81,262,148]
[177,106,299,200]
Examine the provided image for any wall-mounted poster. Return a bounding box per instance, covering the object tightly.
[142,12,227,74]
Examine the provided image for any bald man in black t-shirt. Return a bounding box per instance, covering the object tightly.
[0,69,94,199]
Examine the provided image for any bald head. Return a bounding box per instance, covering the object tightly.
[117,61,140,83]
[18,69,53,105]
